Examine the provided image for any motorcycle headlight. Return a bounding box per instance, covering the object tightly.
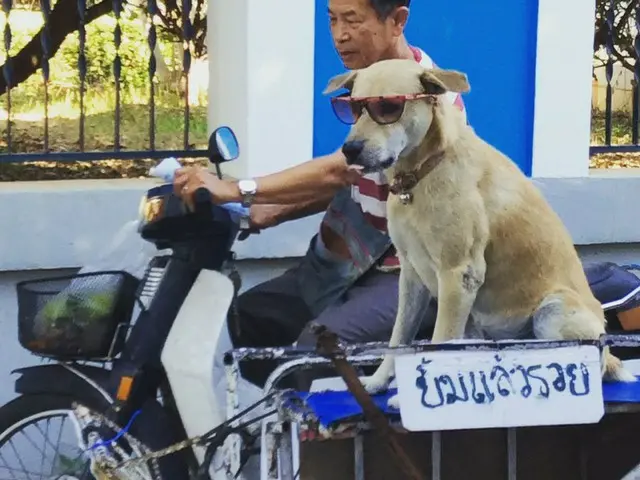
[137,193,166,229]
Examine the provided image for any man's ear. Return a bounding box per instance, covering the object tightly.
[323,71,358,95]
[419,68,470,95]
[389,6,409,35]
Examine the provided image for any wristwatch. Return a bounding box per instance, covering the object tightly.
[238,179,258,208]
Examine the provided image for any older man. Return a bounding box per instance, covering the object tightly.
[175,0,466,386]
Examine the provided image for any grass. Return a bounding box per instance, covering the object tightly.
[590,110,634,146]
[0,86,209,181]
[0,87,208,152]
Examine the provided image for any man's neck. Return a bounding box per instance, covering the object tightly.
[380,36,414,62]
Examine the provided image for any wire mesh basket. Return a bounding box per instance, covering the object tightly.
[16,270,140,360]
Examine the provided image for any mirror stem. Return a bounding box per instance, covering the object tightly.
[215,163,223,179]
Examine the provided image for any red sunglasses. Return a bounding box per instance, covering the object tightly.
[330,93,432,125]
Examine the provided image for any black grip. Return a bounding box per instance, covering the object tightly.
[192,186,212,215]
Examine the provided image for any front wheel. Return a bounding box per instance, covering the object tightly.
[0,393,189,479]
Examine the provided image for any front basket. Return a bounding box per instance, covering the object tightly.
[16,270,140,361]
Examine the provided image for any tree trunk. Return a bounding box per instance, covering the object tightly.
[0,0,113,94]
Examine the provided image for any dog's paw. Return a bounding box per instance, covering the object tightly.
[387,394,400,411]
[361,373,392,396]
[361,357,395,395]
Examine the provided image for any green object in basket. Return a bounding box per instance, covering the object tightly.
[40,292,116,325]
[85,292,116,319]
[39,297,70,324]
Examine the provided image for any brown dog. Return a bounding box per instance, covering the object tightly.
[324,59,635,408]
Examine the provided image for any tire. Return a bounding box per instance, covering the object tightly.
[0,393,190,479]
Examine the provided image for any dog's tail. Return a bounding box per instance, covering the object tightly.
[603,347,636,382]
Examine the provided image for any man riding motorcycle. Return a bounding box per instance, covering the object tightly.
[173,0,464,387]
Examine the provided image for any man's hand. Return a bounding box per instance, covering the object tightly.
[173,166,239,207]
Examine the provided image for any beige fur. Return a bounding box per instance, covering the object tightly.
[324,59,635,408]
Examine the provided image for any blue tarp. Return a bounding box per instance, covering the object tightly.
[287,376,640,429]
[602,375,640,402]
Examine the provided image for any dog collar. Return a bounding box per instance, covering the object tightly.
[389,151,445,205]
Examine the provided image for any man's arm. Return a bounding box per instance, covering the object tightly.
[174,149,361,206]
[249,192,335,229]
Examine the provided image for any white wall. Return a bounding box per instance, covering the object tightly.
[204,0,325,259]
[207,0,315,180]
[0,178,322,271]
[531,0,595,178]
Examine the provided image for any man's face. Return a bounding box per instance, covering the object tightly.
[328,0,407,70]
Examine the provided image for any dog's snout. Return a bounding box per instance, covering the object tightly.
[342,140,365,164]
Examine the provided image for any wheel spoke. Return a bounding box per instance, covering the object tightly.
[34,418,77,464]
[39,419,49,475]
[0,409,86,479]
[50,416,66,476]
[0,402,161,479]
[0,453,20,480]
[0,463,51,479]
[7,439,33,480]
[19,428,50,463]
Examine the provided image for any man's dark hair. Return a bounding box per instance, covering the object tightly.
[369,0,410,19]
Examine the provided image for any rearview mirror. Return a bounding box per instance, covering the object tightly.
[209,126,239,163]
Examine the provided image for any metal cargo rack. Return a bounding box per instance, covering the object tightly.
[224,330,640,480]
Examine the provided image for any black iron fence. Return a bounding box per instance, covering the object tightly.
[591,0,640,155]
[0,0,207,164]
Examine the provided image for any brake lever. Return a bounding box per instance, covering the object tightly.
[219,202,258,241]
[237,227,260,241]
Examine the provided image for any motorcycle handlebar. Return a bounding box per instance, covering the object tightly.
[190,186,260,239]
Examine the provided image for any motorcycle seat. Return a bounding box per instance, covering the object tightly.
[584,261,640,311]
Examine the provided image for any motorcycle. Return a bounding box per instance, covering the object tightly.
[1,123,640,479]
[0,125,263,479]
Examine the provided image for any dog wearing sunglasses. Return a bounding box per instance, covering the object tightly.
[324,58,634,409]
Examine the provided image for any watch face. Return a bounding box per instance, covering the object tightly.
[239,179,257,194]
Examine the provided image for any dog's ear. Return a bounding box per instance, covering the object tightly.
[419,68,470,95]
[323,71,358,95]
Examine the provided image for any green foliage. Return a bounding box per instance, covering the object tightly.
[593,0,639,75]
[59,7,164,91]
[0,8,182,107]
[0,6,209,181]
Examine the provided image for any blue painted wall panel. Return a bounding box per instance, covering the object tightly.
[312,0,539,176]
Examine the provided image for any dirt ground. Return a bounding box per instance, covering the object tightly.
[589,152,640,169]
[0,157,209,181]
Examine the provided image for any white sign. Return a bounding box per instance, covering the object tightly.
[394,345,605,432]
